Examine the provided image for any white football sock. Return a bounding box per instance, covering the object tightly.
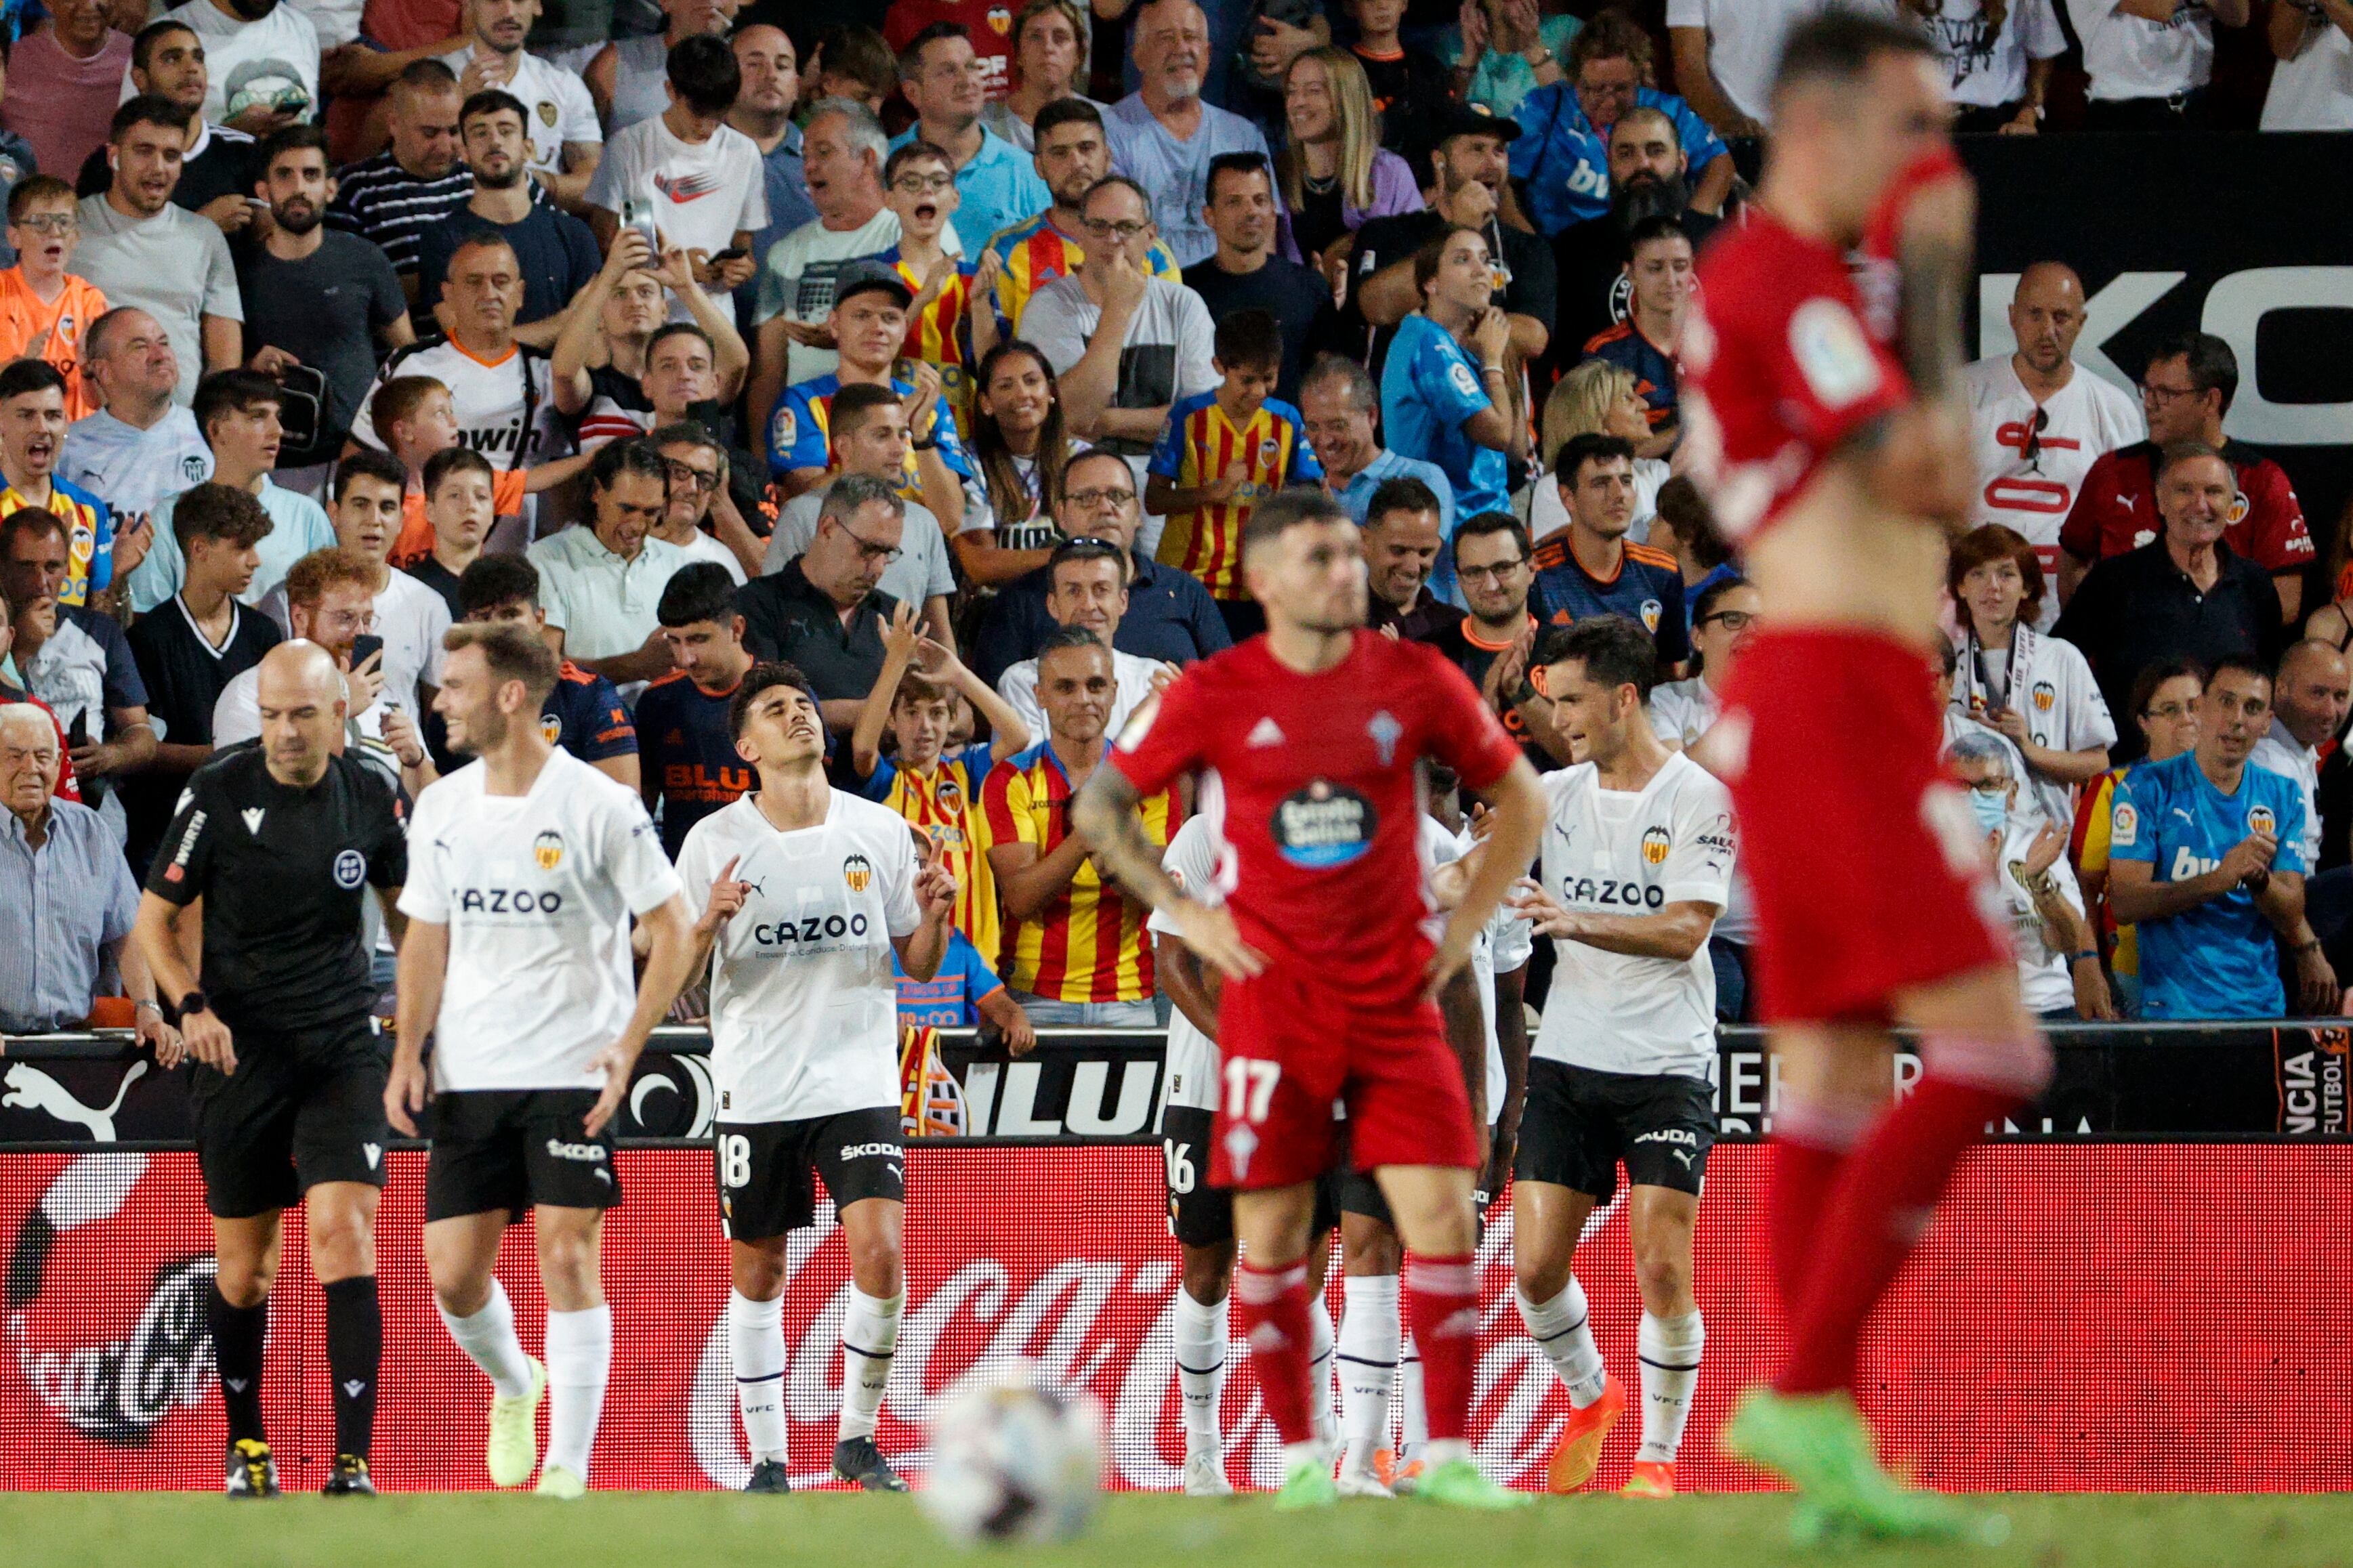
[1336,1274,1400,1468]
[1308,1292,1336,1445]
[837,1286,902,1442]
[1517,1279,1608,1408]
[436,1277,532,1400]
[728,1290,787,1464]
[1398,1334,1425,1460]
[543,1303,612,1482]
[1636,1309,1705,1463]
[1170,1287,1227,1450]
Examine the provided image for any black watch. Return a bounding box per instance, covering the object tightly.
[178,990,208,1017]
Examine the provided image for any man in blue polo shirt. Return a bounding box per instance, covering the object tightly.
[890,24,1051,252]
[1378,226,1527,526]
[2108,655,2339,1020]
[1529,431,1688,670]
[1299,354,1462,604]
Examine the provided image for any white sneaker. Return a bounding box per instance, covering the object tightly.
[1182,1447,1235,1496]
[487,1357,547,1488]
[1335,1461,1394,1500]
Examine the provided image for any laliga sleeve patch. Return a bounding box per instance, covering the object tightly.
[2110,801,2137,847]
[1788,297,1882,410]
[1448,360,1482,400]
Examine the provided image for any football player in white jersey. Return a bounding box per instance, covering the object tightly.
[673,661,959,1494]
[1507,615,1734,1500]
[1150,811,1344,1496]
[1329,780,1533,1500]
[388,622,703,1498]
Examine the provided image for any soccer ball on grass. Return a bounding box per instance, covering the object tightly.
[919,1362,1104,1546]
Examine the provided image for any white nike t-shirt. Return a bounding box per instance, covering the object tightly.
[1963,356,2145,610]
[673,790,923,1124]
[1528,751,1733,1080]
[585,114,768,261]
[2066,0,2214,100]
[399,749,682,1091]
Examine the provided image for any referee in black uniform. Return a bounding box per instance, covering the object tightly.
[133,640,409,1498]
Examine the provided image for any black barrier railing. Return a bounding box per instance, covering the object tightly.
[1,1021,2343,1149]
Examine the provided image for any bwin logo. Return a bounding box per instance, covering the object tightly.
[2170,847,2222,881]
[545,1139,608,1162]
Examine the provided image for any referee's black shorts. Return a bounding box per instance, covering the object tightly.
[192,1017,390,1219]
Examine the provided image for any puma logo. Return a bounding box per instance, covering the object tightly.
[1671,1149,1695,1169]
[2,1061,148,1141]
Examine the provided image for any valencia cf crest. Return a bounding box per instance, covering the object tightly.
[539,713,562,744]
[1258,436,1280,465]
[1641,826,1671,866]
[2031,680,2056,714]
[2249,805,2277,838]
[1640,598,1663,633]
[987,4,1012,33]
[844,853,875,893]
[534,830,565,870]
[937,777,963,811]
[538,100,558,126]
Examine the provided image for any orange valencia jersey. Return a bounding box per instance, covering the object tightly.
[984,212,1183,335]
[864,740,1001,965]
[1147,391,1324,599]
[0,271,106,420]
[980,739,1177,1003]
[390,467,528,568]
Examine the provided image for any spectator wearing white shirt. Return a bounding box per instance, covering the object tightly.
[146,0,320,135]
[2264,0,2353,127]
[2066,0,2251,129]
[71,98,243,407]
[437,0,603,211]
[1949,524,2117,832]
[259,452,450,724]
[1648,573,1759,1018]
[210,545,382,746]
[583,35,766,299]
[1947,729,2116,1022]
[2252,640,2352,872]
[1021,175,1215,494]
[527,437,691,690]
[125,369,337,613]
[59,308,214,523]
[648,421,764,585]
[1962,262,2145,612]
[995,537,1171,742]
[586,0,740,134]
[1911,0,2066,132]
[1932,629,2039,823]
[761,384,959,648]
[1665,0,1864,137]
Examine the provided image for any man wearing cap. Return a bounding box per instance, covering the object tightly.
[766,259,975,535]
[1343,102,1556,383]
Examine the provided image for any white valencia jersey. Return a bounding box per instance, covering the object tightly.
[399,749,682,1090]
[1948,624,2116,832]
[1646,677,1757,946]
[1992,815,2087,1016]
[1150,813,1225,1113]
[673,791,922,1124]
[1418,818,1528,1113]
[1962,356,2145,612]
[1531,752,1733,1079]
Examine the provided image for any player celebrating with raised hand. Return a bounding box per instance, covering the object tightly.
[672,661,959,1494]
[1679,12,2050,1542]
[1505,616,1731,1501]
[388,623,703,1500]
[1073,489,1547,1511]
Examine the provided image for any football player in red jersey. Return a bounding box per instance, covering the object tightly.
[1678,12,2049,1544]
[1073,488,1546,1509]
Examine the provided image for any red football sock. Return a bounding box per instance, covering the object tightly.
[1232,1260,1316,1445]
[1775,1072,2020,1396]
[1403,1254,1480,1443]
[1768,1097,1870,1319]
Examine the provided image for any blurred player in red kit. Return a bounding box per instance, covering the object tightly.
[1072,489,1546,1510]
[1678,11,2052,1543]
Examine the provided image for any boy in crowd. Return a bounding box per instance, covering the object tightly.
[369,375,587,566]
[636,562,759,859]
[402,446,499,616]
[1146,309,1320,643]
[874,140,996,440]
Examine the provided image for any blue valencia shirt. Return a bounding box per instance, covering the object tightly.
[1509,85,1726,237]
[887,125,1051,254]
[2110,749,2308,1020]
[1380,313,1510,522]
[1332,448,1461,608]
[895,929,1007,1028]
[768,371,976,485]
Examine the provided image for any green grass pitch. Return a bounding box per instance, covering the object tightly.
[4,1493,2346,1568]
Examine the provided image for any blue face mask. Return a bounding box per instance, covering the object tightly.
[1968,787,2009,837]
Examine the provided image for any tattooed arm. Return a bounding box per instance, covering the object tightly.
[1072,765,1266,980]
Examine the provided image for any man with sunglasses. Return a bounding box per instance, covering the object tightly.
[1960,262,2143,624]
[2056,331,2312,621]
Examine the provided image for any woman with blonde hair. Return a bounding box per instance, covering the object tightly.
[979,0,1102,152]
[1526,358,1669,541]
[1274,47,1421,272]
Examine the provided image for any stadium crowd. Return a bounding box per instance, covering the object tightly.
[3,0,2352,1053]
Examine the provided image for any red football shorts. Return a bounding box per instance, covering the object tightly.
[1209,969,1480,1191]
[1718,627,2011,1025]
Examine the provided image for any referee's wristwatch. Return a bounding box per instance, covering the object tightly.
[178,990,208,1018]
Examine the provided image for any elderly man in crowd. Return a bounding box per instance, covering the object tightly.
[0,511,155,836]
[0,703,171,1053]
[1300,353,1457,541]
[58,308,214,524]
[1948,729,2115,1024]
[1102,0,1270,268]
[734,471,905,742]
